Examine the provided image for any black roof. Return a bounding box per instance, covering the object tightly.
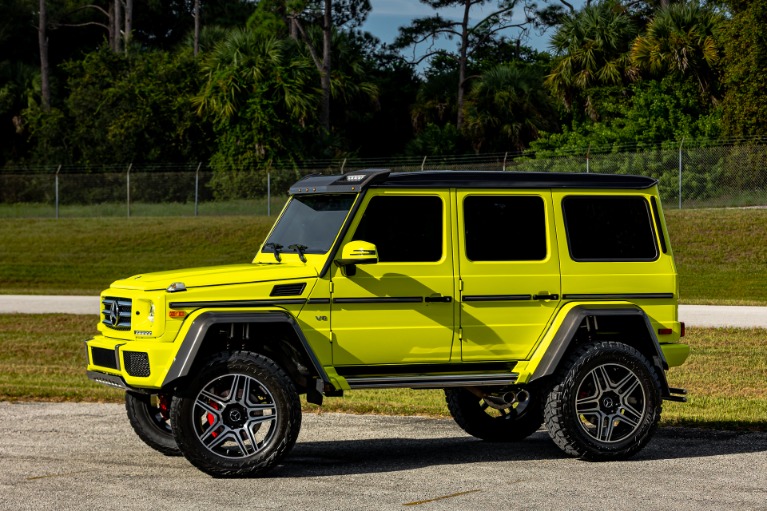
[289,169,658,195]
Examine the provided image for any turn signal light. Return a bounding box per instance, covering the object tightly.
[169,310,186,319]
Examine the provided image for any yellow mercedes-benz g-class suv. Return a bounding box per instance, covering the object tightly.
[86,169,688,476]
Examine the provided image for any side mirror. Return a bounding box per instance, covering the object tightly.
[336,240,379,267]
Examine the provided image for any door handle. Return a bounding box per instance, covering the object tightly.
[533,293,559,301]
[425,295,452,303]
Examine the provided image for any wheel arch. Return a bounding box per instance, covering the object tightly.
[529,304,671,396]
[161,311,330,397]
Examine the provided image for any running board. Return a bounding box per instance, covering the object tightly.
[345,373,519,389]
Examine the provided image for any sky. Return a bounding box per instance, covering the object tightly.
[360,0,563,55]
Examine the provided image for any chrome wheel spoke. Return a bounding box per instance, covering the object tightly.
[593,365,613,394]
[576,396,601,414]
[597,414,616,442]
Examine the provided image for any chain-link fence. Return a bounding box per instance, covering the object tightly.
[2,142,766,217]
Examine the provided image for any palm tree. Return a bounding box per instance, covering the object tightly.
[631,2,721,98]
[193,29,317,124]
[463,63,557,152]
[545,0,638,119]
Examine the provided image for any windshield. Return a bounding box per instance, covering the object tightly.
[263,194,356,255]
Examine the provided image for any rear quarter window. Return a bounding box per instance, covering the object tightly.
[562,196,659,261]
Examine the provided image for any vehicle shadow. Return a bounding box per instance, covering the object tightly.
[273,427,767,478]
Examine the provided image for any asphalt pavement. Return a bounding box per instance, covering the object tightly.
[0,294,766,328]
[1,402,766,511]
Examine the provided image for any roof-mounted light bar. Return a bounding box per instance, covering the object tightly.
[289,169,391,195]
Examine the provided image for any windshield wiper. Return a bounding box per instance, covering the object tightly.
[264,243,283,262]
[288,244,308,263]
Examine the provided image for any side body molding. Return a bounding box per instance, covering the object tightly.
[529,304,672,396]
[161,311,330,389]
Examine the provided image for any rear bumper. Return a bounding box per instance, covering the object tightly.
[659,342,690,368]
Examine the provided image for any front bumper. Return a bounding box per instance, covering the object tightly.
[85,335,177,390]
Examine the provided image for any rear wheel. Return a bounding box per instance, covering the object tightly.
[170,351,301,477]
[125,391,181,456]
[445,386,544,442]
[544,341,662,460]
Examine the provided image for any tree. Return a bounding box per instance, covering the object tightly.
[394,0,538,130]
[250,0,371,133]
[38,0,50,110]
[720,0,767,137]
[545,0,638,119]
[193,29,320,196]
[631,2,721,99]
[25,46,209,165]
[463,62,557,152]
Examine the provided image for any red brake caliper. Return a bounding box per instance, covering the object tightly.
[207,402,219,438]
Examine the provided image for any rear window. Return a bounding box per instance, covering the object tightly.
[562,196,658,261]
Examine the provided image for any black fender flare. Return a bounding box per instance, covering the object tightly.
[161,311,330,390]
[529,304,672,396]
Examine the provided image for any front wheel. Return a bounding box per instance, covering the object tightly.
[125,391,181,456]
[544,341,663,461]
[170,351,301,477]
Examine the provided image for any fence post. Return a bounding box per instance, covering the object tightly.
[340,158,346,174]
[421,156,427,171]
[126,163,132,218]
[678,138,685,209]
[502,152,508,171]
[54,164,61,219]
[194,162,201,217]
[267,172,271,217]
[586,143,591,173]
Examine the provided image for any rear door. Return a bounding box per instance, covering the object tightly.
[456,190,561,361]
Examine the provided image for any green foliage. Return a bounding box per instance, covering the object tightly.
[405,123,462,157]
[631,2,721,98]
[462,63,557,152]
[194,30,320,199]
[546,0,638,118]
[720,0,767,138]
[25,46,209,166]
[532,76,720,153]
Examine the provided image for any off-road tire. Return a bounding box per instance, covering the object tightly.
[445,386,544,442]
[544,341,662,461]
[170,351,301,477]
[125,391,181,456]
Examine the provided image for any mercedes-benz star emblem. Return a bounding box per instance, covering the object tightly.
[602,397,614,409]
[109,301,120,327]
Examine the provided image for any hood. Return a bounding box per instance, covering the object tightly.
[110,263,318,291]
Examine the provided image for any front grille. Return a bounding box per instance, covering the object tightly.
[123,351,150,377]
[102,297,132,330]
[270,283,306,297]
[91,347,119,370]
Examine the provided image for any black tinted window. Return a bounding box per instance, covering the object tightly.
[464,195,547,261]
[353,196,443,262]
[563,196,658,261]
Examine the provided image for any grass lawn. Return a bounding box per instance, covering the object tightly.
[1,314,765,430]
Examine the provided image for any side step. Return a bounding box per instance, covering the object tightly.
[345,373,518,389]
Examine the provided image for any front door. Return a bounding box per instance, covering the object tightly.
[457,191,561,361]
[330,191,456,366]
